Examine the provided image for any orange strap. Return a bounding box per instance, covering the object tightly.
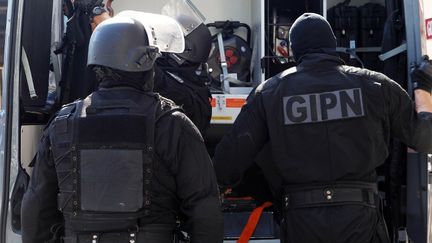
[237,202,273,243]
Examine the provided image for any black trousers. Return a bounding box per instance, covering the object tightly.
[280,205,389,243]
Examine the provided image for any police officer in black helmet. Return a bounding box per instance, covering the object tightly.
[154,0,213,135]
[66,0,213,136]
[21,13,223,243]
[213,13,432,243]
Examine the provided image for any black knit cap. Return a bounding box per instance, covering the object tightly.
[289,13,337,61]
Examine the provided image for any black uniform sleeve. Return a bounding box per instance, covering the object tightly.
[175,115,223,243]
[156,111,223,243]
[21,131,62,243]
[213,88,269,187]
[384,78,432,152]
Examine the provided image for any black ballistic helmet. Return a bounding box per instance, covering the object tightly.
[289,13,337,61]
[177,23,212,63]
[87,16,160,72]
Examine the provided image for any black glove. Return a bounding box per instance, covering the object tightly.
[73,0,104,14]
[411,56,432,93]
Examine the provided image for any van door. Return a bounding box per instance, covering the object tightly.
[0,0,57,241]
[404,0,432,242]
[0,0,23,241]
[420,0,432,241]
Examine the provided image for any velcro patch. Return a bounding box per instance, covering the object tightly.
[283,88,365,125]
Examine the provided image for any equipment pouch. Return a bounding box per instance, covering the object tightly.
[10,159,31,233]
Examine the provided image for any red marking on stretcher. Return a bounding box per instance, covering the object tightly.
[211,98,246,108]
[226,98,246,108]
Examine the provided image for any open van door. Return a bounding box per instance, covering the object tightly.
[0,0,57,241]
[404,0,432,242]
[0,0,22,241]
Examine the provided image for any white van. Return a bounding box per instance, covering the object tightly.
[0,0,431,242]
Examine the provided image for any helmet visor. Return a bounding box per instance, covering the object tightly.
[161,0,206,36]
[117,11,185,53]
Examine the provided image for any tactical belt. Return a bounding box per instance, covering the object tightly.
[283,181,378,209]
[63,224,175,243]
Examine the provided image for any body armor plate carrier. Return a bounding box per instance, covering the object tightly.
[49,93,162,233]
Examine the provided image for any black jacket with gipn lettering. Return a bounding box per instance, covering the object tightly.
[214,53,432,188]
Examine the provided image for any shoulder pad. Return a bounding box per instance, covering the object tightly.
[57,100,80,117]
[256,67,298,93]
[156,95,183,121]
[44,100,81,130]
[158,95,179,111]
[277,66,298,79]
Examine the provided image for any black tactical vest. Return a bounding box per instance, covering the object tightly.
[49,92,161,233]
